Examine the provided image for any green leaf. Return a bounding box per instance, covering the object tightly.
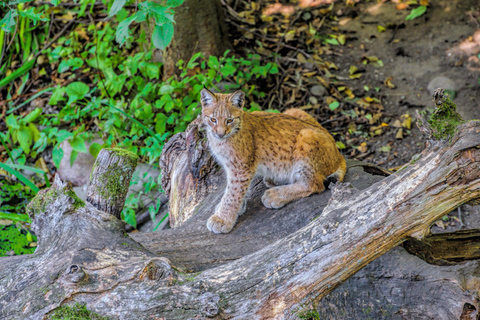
[18,8,48,25]
[56,130,73,144]
[122,208,137,228]
[0,163,39,193]
[405,6,427,21]
[220,65,236,77]
[49,86,66,105]
[187,52,203,69]
[52,145,64,168]
[336,141,346,149]
[22,108,42,124]
[0,10,18,33]
[155,113,168,134]
[68,57,84,70]
[159,84,174,95]
[6,114,19,129]
[58,60,70,73]
[109,0,127,17]
[70,150,78,167]
[69,137,87,153]
[166,0,184,7]
[325,38,339,45]
[116,15,135,46]
[152,23,174,50]
[65,82,89,104]
[208,55,219,69]
[329,101,340,111]
[0,212,31,223]
[50,0,61,6]
[89,142,103,158]
[0,162,40,193]
[17,125,33,154]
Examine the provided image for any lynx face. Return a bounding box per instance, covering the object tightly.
[200,89,245,140]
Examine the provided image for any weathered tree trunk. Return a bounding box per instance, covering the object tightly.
[162,0,231,77]
[1,93,480,319]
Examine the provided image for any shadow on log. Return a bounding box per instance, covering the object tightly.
[0,90,479,319]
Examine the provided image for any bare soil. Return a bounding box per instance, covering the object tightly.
[331,0,480,167]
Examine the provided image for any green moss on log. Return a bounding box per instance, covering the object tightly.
[428,90,464,140]
[26,185,85,218]
[91,148,138,200]
[48,303,109,320]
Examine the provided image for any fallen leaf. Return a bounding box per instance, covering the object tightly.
[297,53,307,63]
[392,119,402,127]
[377,25,386,33]
[401,114,412,129]
[384,77,395,89]
[379,145,391,152]
[396,128,404,139]
[358,142,368,153]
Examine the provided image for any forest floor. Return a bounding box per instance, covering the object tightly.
[1,0,480,240]
[222,0,480,232]
[225,0,480,168]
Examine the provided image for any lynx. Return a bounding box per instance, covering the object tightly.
[200,88,346,233]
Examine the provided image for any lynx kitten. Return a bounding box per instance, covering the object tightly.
[201,89,346,233]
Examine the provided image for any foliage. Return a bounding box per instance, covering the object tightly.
[297,307,320,320]
[1,16,278,228]
[48,303,109,320]
[0,0,183,50]
[109,0,184,49]
[0,181,35,218]
[0,224,36,256]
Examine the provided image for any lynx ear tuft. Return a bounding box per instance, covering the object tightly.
[230,90,245,108]
[200,88,217,108]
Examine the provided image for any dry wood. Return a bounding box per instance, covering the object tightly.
[0,118,479,319]
[86,148,138,218]
[1,91,479,318]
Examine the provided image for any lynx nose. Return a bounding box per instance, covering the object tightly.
[216,128,226,138]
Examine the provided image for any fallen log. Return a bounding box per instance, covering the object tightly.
[0,90,479,319]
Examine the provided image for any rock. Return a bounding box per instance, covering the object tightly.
[427,76,459,97]
[310,85,327,97]
[57,139,103,186]
[72,185,88,201]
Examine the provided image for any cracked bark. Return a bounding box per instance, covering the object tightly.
[1,108,480,319]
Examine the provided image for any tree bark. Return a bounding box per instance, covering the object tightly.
[162,0,231,77]
[1,110,480,319]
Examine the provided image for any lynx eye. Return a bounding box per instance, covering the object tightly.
[210,117,217,124]
[226,118,234,124]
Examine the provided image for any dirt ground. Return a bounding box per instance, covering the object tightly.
[330,0,480,167]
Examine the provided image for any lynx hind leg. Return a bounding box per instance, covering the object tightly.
[262,128,332,209]
[283,108,318,125]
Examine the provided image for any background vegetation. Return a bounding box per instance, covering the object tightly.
[2,0,464,257]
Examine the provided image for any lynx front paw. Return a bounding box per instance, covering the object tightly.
[207,215,236,234]
[262,189,287,209]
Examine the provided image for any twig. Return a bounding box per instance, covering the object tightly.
[89,12,112,100]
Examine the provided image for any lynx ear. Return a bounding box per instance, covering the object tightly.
[200,88,217,108]
[229,90,245,108]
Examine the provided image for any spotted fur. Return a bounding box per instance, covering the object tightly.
[200,88,346,233]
